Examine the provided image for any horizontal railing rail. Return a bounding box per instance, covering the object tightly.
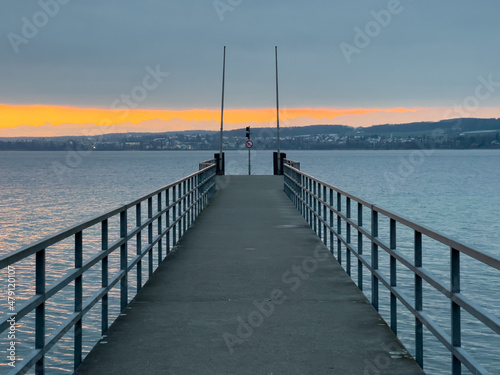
[283,159,500,375]
[283,158,300,170]
[0,159,217,375]
[199,158,217,171]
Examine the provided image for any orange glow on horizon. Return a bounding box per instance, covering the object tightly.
[0,104,421,131]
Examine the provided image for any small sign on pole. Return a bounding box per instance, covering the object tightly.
[245,127,252,175]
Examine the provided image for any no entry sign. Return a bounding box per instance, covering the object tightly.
[245,140,254,148]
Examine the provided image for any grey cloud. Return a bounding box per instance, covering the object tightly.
[0,0,499,109]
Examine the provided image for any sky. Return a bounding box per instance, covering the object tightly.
[1,0,500,137]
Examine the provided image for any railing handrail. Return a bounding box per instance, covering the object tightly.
[283,160,500,271]
[0,163,216,269]
[199,158,217,170]
[283,159,500,375]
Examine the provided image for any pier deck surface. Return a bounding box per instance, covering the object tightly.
[75,176,424,375]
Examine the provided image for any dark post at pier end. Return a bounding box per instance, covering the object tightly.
[214,152,225,175]
[273,152,286,175]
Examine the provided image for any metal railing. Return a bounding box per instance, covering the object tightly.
[0,159,217,375]
[283,158,300,171]
[199,158,217,171]
[283,159,500,375]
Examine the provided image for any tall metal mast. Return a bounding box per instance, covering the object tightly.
[275,46,280,155]
[219,46,226,159]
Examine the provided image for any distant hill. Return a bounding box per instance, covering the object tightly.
[2,118,500,141]
[224,118,500,138]
[358,118,500,136]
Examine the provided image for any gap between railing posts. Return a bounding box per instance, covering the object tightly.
[282,159,500,375]
[0,159,217,375]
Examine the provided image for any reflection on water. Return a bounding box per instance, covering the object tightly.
[1,150,499,374]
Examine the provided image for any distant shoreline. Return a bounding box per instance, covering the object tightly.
[1,147,500,152]
[1,118,500,151]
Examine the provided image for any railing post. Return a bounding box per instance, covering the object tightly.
[201,172,205,209]
[286,168,291,204]
[294,172,302,210]
[35,249,46,375]
[286,168,293,203]
[309,179,313,227]
[101,219,108,335]
[329,188,334,254]
[283,165,287,194]
[172,185,177,246]
[296,172,300,208]
[304,177,309,224]
[304,177,308,224]
[390,218,397,335]
[318,182,322,238]
[136,203,142,292]
[196,174,203,217]
[120,210,128,312]
[187,179,191,227]
[451,247,461,375]
[196,174,201,217]
[166,189,170,255]
[178,182,182,235]
[211,165,216,197]
[301,175,305,218]
[415,230,423,368]
[313,181,317,234]
[148,197,153,277]
[192,176,197,221]
[323,185,327,245]
[203,170,207,208]
[337,192,342,264]
[183,180,187,235]
[371,208,379,311]
[157,193,162,262]
[357,203,363,290]
[346,197,351,276]
[204,169,207,204]
[74,231,83,370]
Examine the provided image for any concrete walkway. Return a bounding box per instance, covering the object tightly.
[75,176,424,375]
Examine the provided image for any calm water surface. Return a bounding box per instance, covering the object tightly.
[0,150,499,374]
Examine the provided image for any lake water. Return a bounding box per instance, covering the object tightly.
[0,149,499,374]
